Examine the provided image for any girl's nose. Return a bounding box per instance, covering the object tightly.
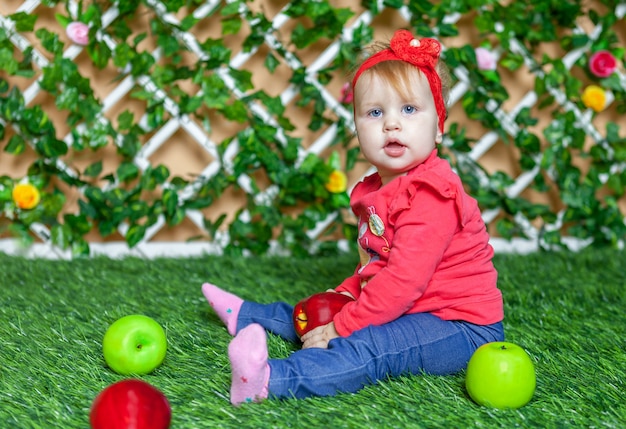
[384,116,401,131]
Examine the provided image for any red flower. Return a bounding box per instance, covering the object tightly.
[589,50,617,78]
[339,82,353,104]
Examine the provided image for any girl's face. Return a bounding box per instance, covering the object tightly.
[353,69,442,185]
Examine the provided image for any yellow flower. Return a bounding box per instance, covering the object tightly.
[325,170,347,193]
[581,85,606,112]
[12,183,41,210]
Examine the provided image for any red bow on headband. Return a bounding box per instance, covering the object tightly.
[352,29,446,133]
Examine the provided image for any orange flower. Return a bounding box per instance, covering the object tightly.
[581,85,606,112]
[12,183,41,210]
[325,170,347,193]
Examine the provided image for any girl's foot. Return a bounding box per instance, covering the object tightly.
[202,283,243,335]
[228,324,270,405]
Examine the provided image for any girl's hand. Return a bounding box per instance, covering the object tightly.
[301,322,340,349]
[326,289,355,299]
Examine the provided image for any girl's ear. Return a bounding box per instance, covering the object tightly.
[435,130,443,144]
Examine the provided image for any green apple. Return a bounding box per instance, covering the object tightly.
[102,314,167,375]
[465,341,536,409]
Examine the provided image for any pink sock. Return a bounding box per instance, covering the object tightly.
[202,283,243,335]
[228,324,270,406]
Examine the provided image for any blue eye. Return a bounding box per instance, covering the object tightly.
[403,105,416,114]
[369,109,382,118]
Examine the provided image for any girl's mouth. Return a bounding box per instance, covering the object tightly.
[384,140,406,157]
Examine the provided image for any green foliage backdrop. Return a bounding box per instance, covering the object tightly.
[1,0,625,257]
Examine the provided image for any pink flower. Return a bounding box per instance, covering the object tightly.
[339,82,353,104]
[475,47,497,71]
[66,22,89,46]
[588,50,617,78]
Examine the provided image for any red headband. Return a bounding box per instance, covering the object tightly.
[352,29,446,133]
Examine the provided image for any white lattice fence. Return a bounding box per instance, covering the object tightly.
[1,1,625,258]
[447,5,626,251]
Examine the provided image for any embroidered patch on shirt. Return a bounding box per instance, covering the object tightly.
[367,206,385,236]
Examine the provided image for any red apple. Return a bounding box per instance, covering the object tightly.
[465,341,536,409]
[90,379,171,429]
[293,292,354,337]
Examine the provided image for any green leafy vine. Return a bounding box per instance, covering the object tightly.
[1,0,625,256]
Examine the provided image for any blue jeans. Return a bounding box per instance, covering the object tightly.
[238,301,504,400]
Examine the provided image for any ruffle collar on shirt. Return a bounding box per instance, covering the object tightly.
[353,150,472,227]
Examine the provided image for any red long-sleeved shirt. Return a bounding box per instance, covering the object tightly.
[333,150,504,337]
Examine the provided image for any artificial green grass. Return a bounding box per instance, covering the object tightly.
[1,248,625,428]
